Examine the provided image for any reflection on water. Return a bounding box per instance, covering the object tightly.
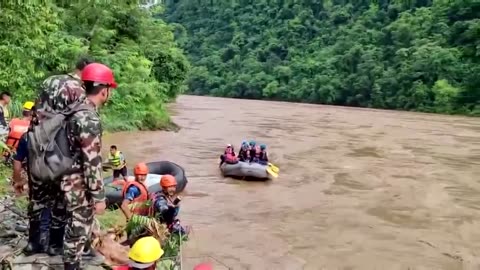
[105,95,480,270]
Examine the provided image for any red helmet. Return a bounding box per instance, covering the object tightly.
[193,263,213,270]
[134,163,149,175]
[160,174,177,189]
[81,63,117,88]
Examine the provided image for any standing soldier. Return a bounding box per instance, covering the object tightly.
[62,63,116,270]
[24,58,93,256]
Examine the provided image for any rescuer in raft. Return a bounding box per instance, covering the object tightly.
[3,101,34,163]
[219,143,238,167]
[258,144,269,165]
[121,163,150,221]
[152,175,188,234]
[238,141,250,162]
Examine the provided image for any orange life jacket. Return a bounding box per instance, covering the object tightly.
[254,146,261,158]
[6,118,29,150]
[122,180,150,216]
[224,147,238,163]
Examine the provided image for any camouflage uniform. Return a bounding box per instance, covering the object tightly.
[62,97,104,266]
[28,73,86,250]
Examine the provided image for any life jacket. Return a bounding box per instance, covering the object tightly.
[113,265,129,270]
[108,151,125,169]
[151,191,179,225]
[122,180,150,216]
[6,118,30,150]
[259,150,268,161]
[254,146,261,158]
[224,147,238,164]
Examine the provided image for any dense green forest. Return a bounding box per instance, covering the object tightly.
[163,0,480,115]
[0,2,189,131]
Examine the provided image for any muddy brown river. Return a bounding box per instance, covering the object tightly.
[104,95,480,270]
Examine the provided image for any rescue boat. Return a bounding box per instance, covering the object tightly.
[104,161,188,206]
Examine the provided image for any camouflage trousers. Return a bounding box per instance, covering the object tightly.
[62,176,94,265]
[28,176,67,231]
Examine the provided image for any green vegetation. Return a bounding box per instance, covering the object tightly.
[163,0,480,115]
[0,2,189,131]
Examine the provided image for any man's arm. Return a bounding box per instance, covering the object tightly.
[0,107,6,127]
[78,113,105,202]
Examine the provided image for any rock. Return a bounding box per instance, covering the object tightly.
[0,245,14,257]
[15,224,27,233]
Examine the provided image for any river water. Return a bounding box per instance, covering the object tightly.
[104,95,480,270]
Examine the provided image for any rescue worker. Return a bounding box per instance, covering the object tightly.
[4,101,34,163]
[11,133,52,249]
[25,57,93,257]
[114,236,164,270]
[153,175,183,231]
[249,140,260,163]
[120,163,150,221]
[62,62,117,269]
[238,141,250,162]
[0,91,12,138]
[0,91,12,127]
[258,144,269,165]
[219,144,238,167]
[108,145,128,180]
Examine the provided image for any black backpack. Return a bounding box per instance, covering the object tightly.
[27,103,91,182]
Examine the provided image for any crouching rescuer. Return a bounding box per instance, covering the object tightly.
[151,175,188,235]
[121,163,150,221]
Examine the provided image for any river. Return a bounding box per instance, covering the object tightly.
[104,95,480,270]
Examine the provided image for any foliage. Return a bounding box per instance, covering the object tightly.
[163,0,480,115]
[0,1,189,131]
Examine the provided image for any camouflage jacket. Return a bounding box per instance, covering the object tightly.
[62,98,105,203]
[34,73,86,123]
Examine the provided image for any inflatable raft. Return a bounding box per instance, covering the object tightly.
[220,161,270,180]
[104,161,188,206]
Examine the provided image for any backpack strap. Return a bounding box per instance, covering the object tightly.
[62,103,94,117]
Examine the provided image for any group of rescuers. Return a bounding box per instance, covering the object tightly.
[5,58,207,270]
[219,140,269,166]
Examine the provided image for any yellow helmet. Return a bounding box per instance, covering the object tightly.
[128,236,164,267]
[23,101,34,110]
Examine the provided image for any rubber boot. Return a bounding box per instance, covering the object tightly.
[47,227,64,256]
[23,220,47,255]
[64,262,81,270]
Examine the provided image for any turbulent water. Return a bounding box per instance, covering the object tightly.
[104,95,480,270]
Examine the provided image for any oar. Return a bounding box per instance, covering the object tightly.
[266,167,279,178]
[268,163,279,173]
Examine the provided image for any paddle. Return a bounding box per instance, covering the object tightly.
[268,162,279,173]
[266,167,279,178]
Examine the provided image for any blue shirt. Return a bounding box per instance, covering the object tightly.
[13,135,28,162]
[124,185,141,201]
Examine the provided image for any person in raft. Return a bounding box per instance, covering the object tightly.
[115,236,164,270]
[107,145,128,180]
[219,143,238,167]
[121,163,150,221]
[237,140,250,162]
[258,144,269,165]
[152,175,188,235]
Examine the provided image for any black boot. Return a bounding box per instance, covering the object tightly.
[47,227,64,256]
[64,262,81,270]
[23,220,47,255]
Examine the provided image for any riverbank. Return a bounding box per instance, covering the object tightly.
[0,165,183,269]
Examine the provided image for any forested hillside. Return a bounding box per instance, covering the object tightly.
[163,0,480,115]
[0,2,189,131]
